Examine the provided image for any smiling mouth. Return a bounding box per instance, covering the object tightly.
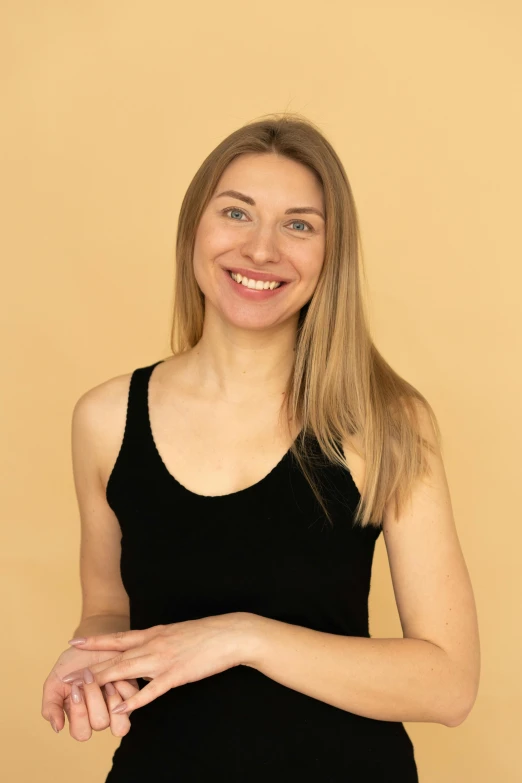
[227,269,287,290]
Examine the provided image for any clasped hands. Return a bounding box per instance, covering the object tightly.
[44,611,259,740]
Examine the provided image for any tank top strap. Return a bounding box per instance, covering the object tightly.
[122,359,165,448]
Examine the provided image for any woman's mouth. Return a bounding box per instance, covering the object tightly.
[228,269,285,290]
[223,268,288,300]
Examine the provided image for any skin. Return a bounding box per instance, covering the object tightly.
[43,645,140,740]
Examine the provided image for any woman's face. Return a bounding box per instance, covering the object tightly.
[193,152,326,331]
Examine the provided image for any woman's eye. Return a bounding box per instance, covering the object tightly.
[224,208,246,221]
[221,207,313,232]
[289,220,312,232]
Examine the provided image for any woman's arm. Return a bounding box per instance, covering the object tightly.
[71,381,133,625]
[240,405,480,728]
[241,616,468,727]
[40,384,136,740]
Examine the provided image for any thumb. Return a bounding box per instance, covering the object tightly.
[42,679,67,732]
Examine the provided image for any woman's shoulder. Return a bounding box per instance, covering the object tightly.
[72,364,145,488]
[73,367,135,428]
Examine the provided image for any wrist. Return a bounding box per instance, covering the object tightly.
[233,612,267,669]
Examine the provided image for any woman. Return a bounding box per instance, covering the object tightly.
[41,114,480,781]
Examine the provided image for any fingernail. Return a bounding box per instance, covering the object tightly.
[83,667,94,684]
[61,674,77,682]
[105,682,116,696]
[67,637,87,645]
[50,718,59,733]
[111,703,128,714]
[71,684,82,704]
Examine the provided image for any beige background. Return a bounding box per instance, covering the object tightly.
[2,1,520,780]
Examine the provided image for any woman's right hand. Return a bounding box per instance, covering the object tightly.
[41,646,140,740]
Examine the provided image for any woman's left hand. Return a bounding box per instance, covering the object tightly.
[60,612,258,714]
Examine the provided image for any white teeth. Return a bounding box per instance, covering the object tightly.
[229,271,282,290]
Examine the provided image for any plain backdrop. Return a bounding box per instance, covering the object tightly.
[1,1,520,781]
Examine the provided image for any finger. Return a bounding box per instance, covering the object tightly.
[68,625,164,652]
[42,673,82,734]
[79,654,154,688]
[61,649,145,683]
[103,682,132,737]
[110,672,173,715]
[66,683,93,742]
[113,679,140,699]
[81,668,112,732]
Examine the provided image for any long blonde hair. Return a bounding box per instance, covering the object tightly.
[169,112,441,529]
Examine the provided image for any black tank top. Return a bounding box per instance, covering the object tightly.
[104,360,418,782]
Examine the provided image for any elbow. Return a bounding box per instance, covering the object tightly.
[438,647,480,728]
[442,679,479,728]
[444,703,471,728]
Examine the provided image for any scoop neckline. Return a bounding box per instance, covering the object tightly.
[145,359,302,500]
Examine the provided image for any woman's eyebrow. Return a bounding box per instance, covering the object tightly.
[214,189,325,220]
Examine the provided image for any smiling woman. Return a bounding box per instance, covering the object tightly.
[41,112,479,783]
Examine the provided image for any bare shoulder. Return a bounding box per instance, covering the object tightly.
[72,369,134,490]
[339,399,438,503]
